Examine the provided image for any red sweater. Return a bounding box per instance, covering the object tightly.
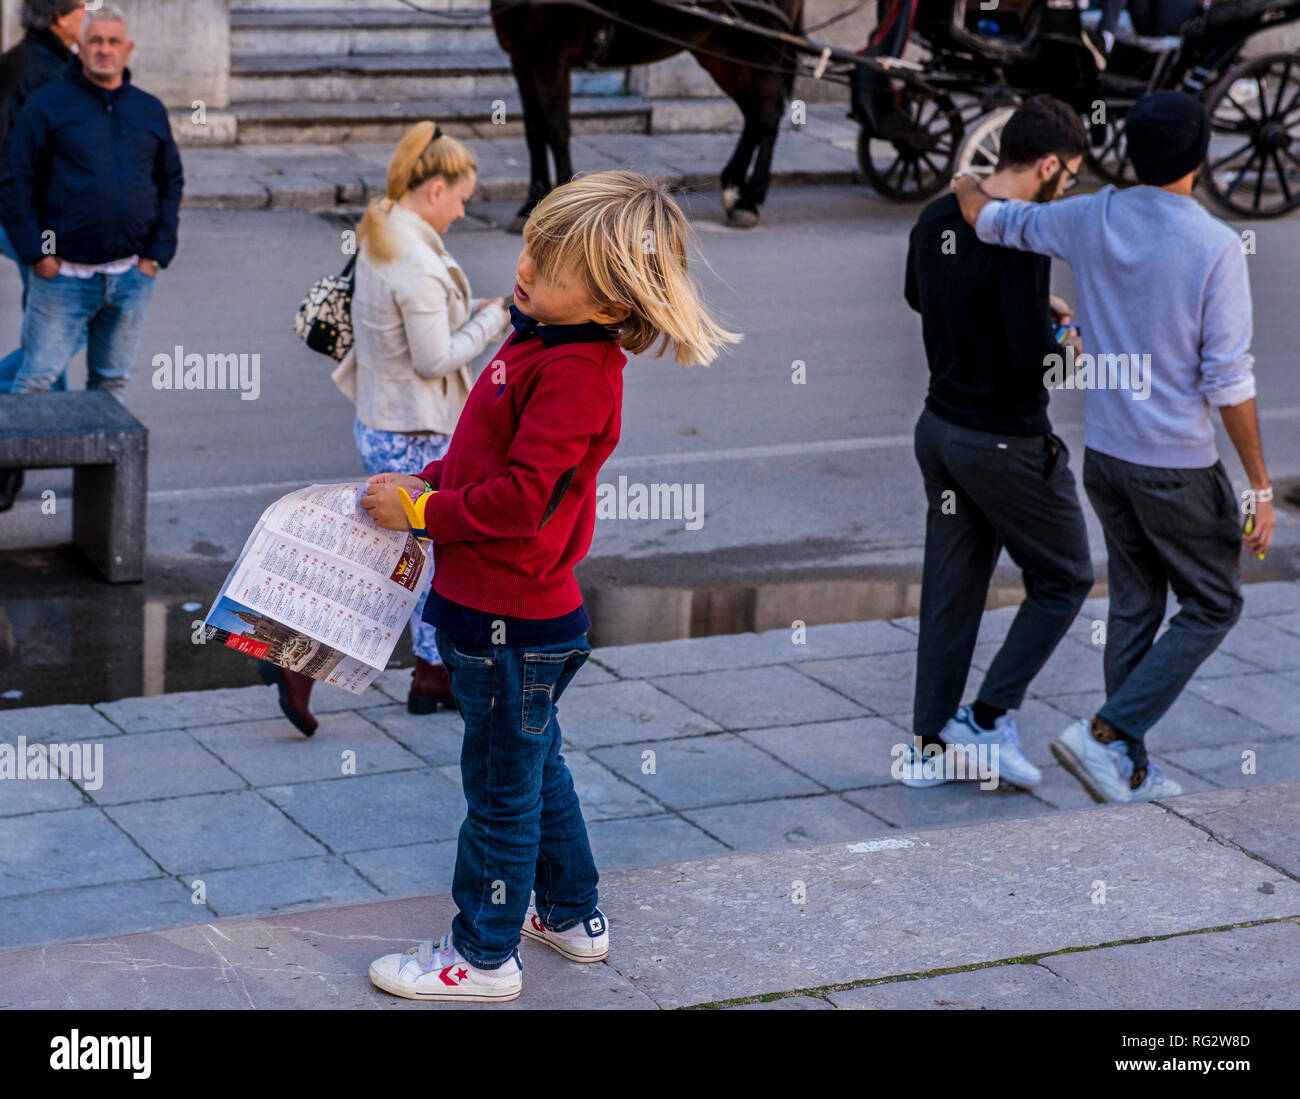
[416,331,626,618]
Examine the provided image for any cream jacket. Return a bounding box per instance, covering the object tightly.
[332,202,511,435]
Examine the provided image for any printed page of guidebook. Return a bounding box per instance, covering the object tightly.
[204,483,427,694]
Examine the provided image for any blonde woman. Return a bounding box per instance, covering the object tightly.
[264,122,510,736]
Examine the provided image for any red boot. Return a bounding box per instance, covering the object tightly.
[258,660,319,737]
[408,658,457,714]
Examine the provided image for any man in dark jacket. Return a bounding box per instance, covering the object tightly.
[0,4,182,400]
[0,0,85,392]
[0,0,83,149]
[0,0,85,510]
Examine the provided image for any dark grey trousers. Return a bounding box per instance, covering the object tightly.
[913,408,1095,739]
[1083,447,1243,769]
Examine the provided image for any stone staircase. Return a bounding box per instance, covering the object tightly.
[227,0,735,145]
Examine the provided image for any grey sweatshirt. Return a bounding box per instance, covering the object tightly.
[976,185,1255,468]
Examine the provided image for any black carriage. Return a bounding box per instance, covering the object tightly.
[849,0,1300,216]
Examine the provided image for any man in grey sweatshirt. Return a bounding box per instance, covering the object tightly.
[952,91,1275,804]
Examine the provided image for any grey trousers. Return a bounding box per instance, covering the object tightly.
[1083,447,1243,769]
[913,409,1095,739]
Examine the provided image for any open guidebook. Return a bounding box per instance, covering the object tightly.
[204,482,427,693]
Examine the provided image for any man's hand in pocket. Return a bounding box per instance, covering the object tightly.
[137,258,159,277]
[33,256,61,279]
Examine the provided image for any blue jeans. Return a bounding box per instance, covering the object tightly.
[0,222,72,390]
[16,265,155,398]
[0,224,71,392]
[436,629,599,969]
[353,416,453,663]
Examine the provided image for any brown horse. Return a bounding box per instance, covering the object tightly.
[491,0,805,230]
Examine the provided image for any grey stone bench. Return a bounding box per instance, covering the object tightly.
[0,393,147,583]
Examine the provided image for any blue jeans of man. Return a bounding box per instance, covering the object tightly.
[0,223,71,391]
[435,629,599,970]
[16,265,155,398]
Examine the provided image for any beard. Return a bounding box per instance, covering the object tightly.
[1034,167,1065,203]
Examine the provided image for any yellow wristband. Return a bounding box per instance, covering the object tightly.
[399,489,435,542]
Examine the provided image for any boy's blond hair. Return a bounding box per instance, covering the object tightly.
[357,121,477,265]
[523,170,742,367]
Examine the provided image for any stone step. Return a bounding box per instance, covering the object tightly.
[229,92,654,144]
[229,49,628,103]
[230,7,500,56]
[2,784,1296,1009]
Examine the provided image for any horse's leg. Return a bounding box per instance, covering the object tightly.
[720,125,760,218]
[693,52,787,228]
[738,96,784,221]
[542,70,576,198]
[509,60,559,234]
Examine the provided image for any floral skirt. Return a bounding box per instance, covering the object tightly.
[354,416,452,664]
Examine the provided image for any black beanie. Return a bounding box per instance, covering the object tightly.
[1125,91,1210,186]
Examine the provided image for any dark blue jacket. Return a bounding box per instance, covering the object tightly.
[0,57,183,267]
[0,28,75,151]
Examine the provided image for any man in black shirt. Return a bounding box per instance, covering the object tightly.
[899,96,1095,791]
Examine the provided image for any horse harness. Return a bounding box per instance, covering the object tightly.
[576,0,799,66]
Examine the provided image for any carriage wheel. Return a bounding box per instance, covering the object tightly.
[955,106,1017,180]
[1087,110,1139,185]
[1202,52,1300,218]
[857,86,964,201]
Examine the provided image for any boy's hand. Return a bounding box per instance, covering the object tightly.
[1049,295,1072,325]
[366,472,426,494]
[361,474,427,531]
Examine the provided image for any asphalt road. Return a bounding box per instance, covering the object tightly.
[3,182,1299,703]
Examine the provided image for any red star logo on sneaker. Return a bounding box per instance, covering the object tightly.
[530,915,545,932]
[439,965,468,986]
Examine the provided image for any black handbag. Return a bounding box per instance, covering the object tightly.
[294,254,356,361]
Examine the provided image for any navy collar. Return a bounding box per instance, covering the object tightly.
[509,303,616,348]
[66,55,132,98]
[32,28,74,63]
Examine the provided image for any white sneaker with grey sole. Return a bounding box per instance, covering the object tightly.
[941,707,1043,788]
[1051,719,1135,803]
[894,741,953,787]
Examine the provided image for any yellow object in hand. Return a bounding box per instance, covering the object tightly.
[1243,512,1265,561]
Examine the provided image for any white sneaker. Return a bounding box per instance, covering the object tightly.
[1128,760,1184,802]
[1051,719,1133,803]
[369,932,522,1001]
[894,741,953,787]
[521,903,609,962]
[941,707,1043,788]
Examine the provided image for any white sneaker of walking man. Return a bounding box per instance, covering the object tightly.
[940,706,1041,788]
[1052,718,1183,803]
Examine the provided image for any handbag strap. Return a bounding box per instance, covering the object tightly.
[340,252,357,280]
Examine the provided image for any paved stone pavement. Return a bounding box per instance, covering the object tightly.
[1,579,1296,959]
[0,784,1295,1009]
[177,104,861,211]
